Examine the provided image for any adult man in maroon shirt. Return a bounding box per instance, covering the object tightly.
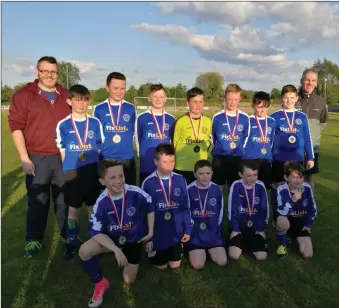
[8,56,71,258]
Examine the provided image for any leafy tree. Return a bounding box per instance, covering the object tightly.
[195,72,224,100]
[137,83,152,97]
[1,85,13,103]
[270,88,281,100]
[125,85,138,103]
[58,61,81,89]
[92,88,108,104]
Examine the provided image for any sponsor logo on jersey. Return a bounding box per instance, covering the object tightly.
[105,125,128,132]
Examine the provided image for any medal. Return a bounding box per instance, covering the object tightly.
[107,99,123,141]
[71,114,89,160]
[200,222,206,230]
[150,109,165,141]
[164,211,172,220]
[78,153,87,161]
[255,115,268,156]
[283,109,296,143]
[107,187,126,237]
[225,109,239,150]
[118,235,127,246]
[242,182,255,228]
[188,113,202,152]
[113,134,121,143]
[230,142,237,149]
[288,135,296,144]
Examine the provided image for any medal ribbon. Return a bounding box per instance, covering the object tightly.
[242,184,255,217]
[195,184,210,217]
[283,109,296,133]
[255,115,268,150]
[188,114,202,143]
[107,188,126,232]
[151,109,165,141]
[71,114,88,149]
[107,100,123,133]
[156,172,172,206]
[225,110,239,141]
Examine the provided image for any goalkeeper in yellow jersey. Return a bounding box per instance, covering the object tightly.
[173,87,212,185]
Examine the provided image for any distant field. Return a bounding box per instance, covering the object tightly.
[2,111,339,308]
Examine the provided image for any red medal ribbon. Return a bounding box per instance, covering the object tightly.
[225,110,239,141]
[283,109,296,133]
[71,114,88,149]
[107,188,126,232]
[156,172,172,206]
[150,109,165,141]
[195,184,210,217]
[188,114,202,143]
[242,183,255,217]
[255,115,268,150]
[107,100,123,133]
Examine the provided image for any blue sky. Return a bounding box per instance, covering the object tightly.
[2,1,339,92]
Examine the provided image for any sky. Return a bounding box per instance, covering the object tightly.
[2,1,339,93]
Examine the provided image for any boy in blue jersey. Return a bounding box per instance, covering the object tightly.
[243,91,276,190]
[271,85,314,223]
[93,72,137,185]
[136,83,175,185]
[142,143,192,269]
[56,85,105,260]
[186,160,227,269]
[228,160,269,261]
[275,162,316,259]
[79,159,155,308]
[211,84,250,192]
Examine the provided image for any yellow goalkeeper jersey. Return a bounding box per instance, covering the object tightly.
[173,113,212,172]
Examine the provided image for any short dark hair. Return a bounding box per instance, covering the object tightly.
[194,159,212,172]
[150,83,166,94]
[37,56,58,68]
[187,87,204,101]
[69,84,90,100]
[283,161,305,178]
[252,91,271,108]
[239,160,259,173]
[154,143,175,160]
[97,158,124,178]
[281,84,298,97]
[106,72,126,86]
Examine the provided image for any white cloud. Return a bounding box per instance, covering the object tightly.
[64,60,96,73]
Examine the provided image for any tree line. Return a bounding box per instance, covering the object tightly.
[2,58,338,105]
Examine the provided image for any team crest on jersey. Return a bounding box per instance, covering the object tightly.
[164,123,170,131]
[87,130,94,139]
[237,124,243,132]
[174,188,181,196]
[295,118,302,125]
[127,206,136,216]
[202,127,208,134]
[267,127,272,134]
[254,197,260,205]
[302,199,308,207]
[123,114,130,122]
[209,198,216,206]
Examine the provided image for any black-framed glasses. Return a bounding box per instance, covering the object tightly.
[37,69,58,76]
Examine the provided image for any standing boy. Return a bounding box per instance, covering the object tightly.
[136,84,175,185]
[173,87,212,185]
[56,85,105,259]
[211,84,250,192]
[93,72,137,185]
[142,144,192,269]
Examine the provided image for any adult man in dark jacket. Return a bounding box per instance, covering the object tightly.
[296,68,328,190]
[8,56,71,258]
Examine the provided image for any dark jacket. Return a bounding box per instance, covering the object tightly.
[8,79,71,155]
[296,90,328,153]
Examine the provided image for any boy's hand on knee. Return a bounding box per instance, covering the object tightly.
[112,246,128,268]
[181,234,190,242]
[230,231,241,239]
[145,241,153,253]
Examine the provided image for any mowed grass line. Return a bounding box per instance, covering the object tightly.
[1,111,339,308]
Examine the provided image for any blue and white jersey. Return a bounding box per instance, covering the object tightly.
[243,115,276,162]
[141,171,192,250]
[271,109,314,162]
[211,109,250,157]
[228,179,269,232]
[93,99,136,160]
[187,181,224,248]
[277,182,317,228]
[89,185,154,242]
[56,114,104,172]
[136,109,176,173]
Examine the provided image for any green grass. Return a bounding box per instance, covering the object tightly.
[2,111,339,308]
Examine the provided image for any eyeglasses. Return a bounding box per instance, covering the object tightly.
[37,69,58,76]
